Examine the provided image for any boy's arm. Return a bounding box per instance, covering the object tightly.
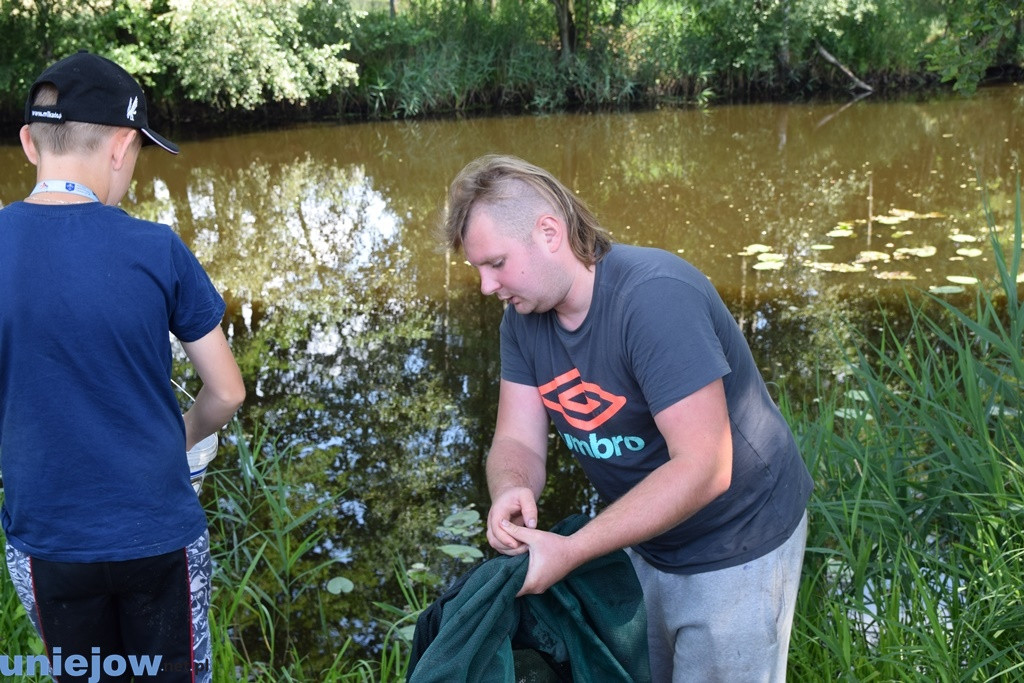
[180,325,246,450]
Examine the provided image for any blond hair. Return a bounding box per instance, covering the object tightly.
[27,84,119,155]
[443,155,612,264]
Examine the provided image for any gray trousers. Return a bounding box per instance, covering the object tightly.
[628,511,808,682]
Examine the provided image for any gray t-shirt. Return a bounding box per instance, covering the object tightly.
[500,244,812,573]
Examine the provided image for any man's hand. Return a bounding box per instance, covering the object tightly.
[499,520,582,597]
[485,379,550,555]
[487,486,539,555]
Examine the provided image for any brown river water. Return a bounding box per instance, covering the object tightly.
[2,84,1022,659]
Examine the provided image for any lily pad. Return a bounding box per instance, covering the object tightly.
[752,253,785,270]
[327,576,355,595]
[955,248,983,257]
[826,226,855,238]
[946,275,979,285]
[443,508,481,529]
[873,271,916,280]
[439,544,484,563]
[885,208,942,220]
[738,243,773,256]
[929,285,966,294]
[805,261,867,273]
[893,246,937,258]
[407,562,441,585]
[856,251,891,263]
[950,233,978,243]
[440,507,483,538]
[809,244,834,250]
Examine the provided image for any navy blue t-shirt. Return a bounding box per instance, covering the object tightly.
[500,244,812,573]
[0,201,224,562]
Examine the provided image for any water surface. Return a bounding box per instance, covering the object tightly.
[2,85,1022,658]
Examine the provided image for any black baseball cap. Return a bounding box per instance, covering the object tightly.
[24,50,179,154]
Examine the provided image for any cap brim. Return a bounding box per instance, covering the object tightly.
[141,128,179,154]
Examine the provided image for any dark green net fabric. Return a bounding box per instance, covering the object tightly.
[409,515,651,683]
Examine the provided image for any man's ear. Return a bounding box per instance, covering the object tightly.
[536,214,565,253]
[19,126,39,167]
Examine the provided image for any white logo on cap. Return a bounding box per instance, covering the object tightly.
[126,96,138,122]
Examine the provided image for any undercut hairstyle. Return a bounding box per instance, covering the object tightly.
[27,84,120,155]
[443,154,612,265]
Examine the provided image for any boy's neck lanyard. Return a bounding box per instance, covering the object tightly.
[31,180,100,203]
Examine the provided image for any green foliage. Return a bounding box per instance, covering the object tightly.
[797,0,935,76]
[0,0,1020,124]
[346,1,556,116]
[437,508,485,563]
[625,0,942,99]
[206,420,342,674]
[926,0,1024,95]
[0,0,165,119]
[784,181,1024,679]
[0,0,358,118]
[166,0,359,110]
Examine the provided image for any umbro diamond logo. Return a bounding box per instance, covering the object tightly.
[538,368,626,430]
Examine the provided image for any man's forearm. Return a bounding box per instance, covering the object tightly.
[486,435,548,500]
[571,452,730,563]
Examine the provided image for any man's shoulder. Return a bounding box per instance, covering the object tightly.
[603,243,704,286]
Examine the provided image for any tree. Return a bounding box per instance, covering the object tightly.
[550,0,577,63]
[926,0,1024,95]
[166,0,358,110]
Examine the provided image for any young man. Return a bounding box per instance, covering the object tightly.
[0,51,245,681]
[443,154,813,681]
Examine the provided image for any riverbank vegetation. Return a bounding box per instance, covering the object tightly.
[785,186,1024,680]
[2,187,1021,679]
[0,0,1022,130]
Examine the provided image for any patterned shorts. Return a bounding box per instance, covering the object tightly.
[5,531,212,682]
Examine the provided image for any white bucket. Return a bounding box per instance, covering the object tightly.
[186,433,218,494]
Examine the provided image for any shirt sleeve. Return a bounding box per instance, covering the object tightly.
[499,307,538,386]
[168,235,226,342]
[622,276,731,417]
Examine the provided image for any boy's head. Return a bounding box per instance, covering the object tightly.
[24,50,178,156]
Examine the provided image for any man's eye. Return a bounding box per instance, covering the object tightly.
[492,260,504,268]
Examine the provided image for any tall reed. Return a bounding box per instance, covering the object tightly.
[785,182,1024,680]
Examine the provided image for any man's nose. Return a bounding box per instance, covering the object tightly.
[479,271,500,296]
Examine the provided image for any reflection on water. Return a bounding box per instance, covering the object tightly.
[2,85,1022,659]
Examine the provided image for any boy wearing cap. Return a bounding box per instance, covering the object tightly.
[0,51,245,681]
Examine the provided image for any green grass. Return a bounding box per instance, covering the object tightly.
[784,182,1024,681]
